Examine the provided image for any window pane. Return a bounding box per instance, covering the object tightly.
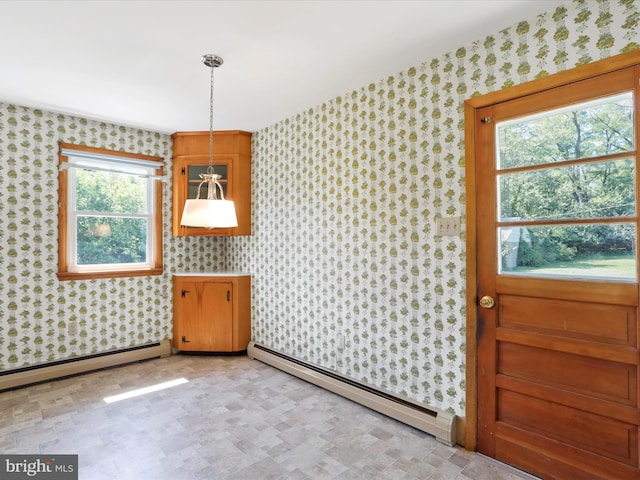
[499,223,636,280]
[499,158,635,221]
[497,93,634,170]
[76,169,147,214]
[77,216,148,265]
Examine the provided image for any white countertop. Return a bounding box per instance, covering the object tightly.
[173,272,251,277]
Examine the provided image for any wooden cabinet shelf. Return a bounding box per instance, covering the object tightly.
[172,274,251,353]
[172,130,251,236]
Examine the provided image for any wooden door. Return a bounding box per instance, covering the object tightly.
[174,280,233,352]
[476,66,640,479]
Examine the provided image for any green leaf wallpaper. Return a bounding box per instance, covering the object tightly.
[227,0,640,416]
[0,0,638,420]
[0,108,226,369]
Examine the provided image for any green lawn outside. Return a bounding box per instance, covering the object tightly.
[508,254,636,280]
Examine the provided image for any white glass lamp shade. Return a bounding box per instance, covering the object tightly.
[180,199,238,228]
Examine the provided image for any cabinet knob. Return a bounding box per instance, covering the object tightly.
[227,290,230,302]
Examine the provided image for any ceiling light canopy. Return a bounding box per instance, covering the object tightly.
[180,54,238,229]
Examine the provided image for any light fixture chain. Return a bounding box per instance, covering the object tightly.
[180,54,237,229]
[208,60,215,175]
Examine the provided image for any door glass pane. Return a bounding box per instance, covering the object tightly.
[497,92,634,170]
[496,90,636,281]
[498,158,635,221]
[498,223,636,280]
[187,164,228,199]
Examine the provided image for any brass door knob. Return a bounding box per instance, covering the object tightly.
[479,295,495,309]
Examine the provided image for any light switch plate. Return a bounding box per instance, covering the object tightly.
[436,216,461,236]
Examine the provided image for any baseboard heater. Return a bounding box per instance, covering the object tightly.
[0,340,172,392]
[247,341,456,446]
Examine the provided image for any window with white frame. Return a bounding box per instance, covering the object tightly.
[57,143,163,280]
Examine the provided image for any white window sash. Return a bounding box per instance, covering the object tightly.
[64,150,158,273]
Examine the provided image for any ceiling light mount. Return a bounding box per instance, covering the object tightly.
[201,54,223,69]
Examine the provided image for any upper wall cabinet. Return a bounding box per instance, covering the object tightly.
[172,130,252,236]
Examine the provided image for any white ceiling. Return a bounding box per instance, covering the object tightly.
[0,0,563,134]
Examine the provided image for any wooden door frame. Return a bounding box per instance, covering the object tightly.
[463,48,640,451]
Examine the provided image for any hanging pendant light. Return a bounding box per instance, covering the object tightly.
[180,54,238,229]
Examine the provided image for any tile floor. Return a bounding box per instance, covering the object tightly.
[0,354,539,479]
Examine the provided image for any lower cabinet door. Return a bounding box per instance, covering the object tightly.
[174,280,233,352]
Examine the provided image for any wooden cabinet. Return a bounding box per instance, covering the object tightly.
[172,274,251,353]
[172,130,251,236]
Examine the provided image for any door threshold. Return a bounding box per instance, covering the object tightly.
[474,454,542,480]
